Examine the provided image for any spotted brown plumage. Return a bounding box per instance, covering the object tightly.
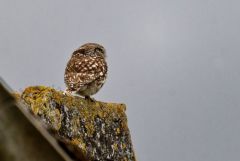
[64,43,107,98]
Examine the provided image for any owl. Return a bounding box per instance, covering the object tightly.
[64,43,108,100]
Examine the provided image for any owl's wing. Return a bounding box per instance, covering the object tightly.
[64,55,107,91]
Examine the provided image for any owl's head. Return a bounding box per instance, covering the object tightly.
[73,43,106,58]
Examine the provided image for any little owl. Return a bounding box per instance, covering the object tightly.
[64,43,108,100]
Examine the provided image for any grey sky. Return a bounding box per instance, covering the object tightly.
[1,0,240,161]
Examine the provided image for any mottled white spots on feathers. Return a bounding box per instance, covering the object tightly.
[64,43,108,96]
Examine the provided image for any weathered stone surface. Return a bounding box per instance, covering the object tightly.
[18,86,136,161]
[0,79,72,161]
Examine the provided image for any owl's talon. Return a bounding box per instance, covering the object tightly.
[63,89,71,96]
[63,91,68,95]
[85,96,96,102]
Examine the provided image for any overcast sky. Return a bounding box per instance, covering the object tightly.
[1,0,240,161]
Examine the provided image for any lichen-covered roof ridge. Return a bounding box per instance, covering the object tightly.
[19,86,136,161]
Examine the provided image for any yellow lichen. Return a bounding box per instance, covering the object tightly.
[17,86,136,161]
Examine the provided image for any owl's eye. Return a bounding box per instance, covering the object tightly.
[78,48,85,53]
[73,48,85,55]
